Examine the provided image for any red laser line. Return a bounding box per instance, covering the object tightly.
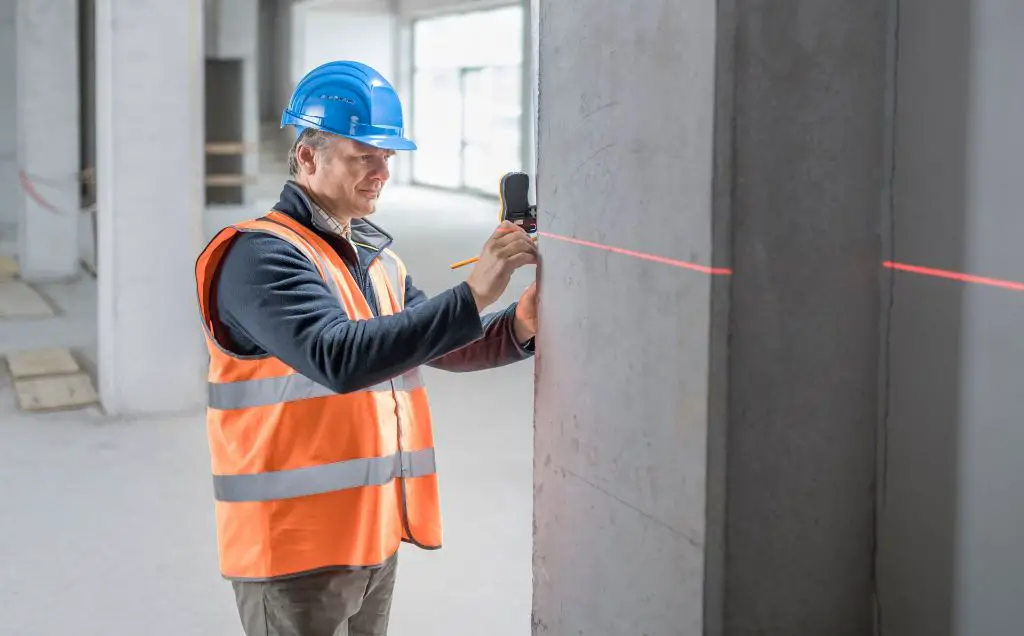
[538,231,733,275]
[884,261,1024,292]
[535,232,1023,291]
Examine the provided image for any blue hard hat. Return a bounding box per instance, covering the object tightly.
[281,61,416,151]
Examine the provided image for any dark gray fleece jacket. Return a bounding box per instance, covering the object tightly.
[209,181,534,394]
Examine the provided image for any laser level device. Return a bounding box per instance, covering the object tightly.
[450,171,538,269]
[497,171,538,234]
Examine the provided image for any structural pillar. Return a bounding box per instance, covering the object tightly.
[95,0,206,415]
[879,1,1024,634]
[532,1,887,634]
[16,0,80,280]
[0,2,17,233]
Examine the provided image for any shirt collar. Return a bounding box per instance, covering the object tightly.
[279,181,394,252]
[308,199,352,242]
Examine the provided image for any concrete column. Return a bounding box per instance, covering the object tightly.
[879,1,1024,634]
[16,0,80,280]
[0,2,17,234]
[954,4,1024,632]
[95,0,206,415]
[520,0,536,191]
[532,1,887,634]
[391,9,414,185]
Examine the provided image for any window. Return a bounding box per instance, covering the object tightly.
[411,6,523,195]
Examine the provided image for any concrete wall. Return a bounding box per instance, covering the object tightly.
[398,0,516,18]
[880,1,1024,635]
[272,0,294,130]
[79,0,97,269]
[532,0,720,633]
[295,0,389,12]
[533,0,886,633]
[258,0,278,122]
[17,0,82,281]
[723,1,886,632]
[258,0,298,124]
[255,0,295,152]
[206,0,260,204]
[0,2,16,233]
[95,0,206,415]
[876,2,969,633]
[290,1,399,176]
[292,8,394,81]
[954,4,1024,632]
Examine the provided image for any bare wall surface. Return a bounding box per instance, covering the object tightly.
[95,0,206,415]
[398,0,517,18]
[876,2,971,634]
[0,2,17,231]
[210,0,260,204]
[723,1,887,633]
[297,9,395,79]
[534,0,889,633]
[532,0,719,634]
[16,0,81,280]
[954,1,1024,633]
[258,0,279,121]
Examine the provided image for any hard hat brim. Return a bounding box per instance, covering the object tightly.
[355,135,418,151]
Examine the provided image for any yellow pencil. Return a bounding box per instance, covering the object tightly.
[449,235,537,270]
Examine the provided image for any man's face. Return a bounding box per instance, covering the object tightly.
[297,135,394,220]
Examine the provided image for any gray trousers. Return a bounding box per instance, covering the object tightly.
[231,553,398,636]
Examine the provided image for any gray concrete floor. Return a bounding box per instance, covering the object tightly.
[0,184,535,635]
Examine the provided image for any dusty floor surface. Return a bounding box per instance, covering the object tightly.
[0,185,535,635]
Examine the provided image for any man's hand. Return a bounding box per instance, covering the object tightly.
[513,281,537,343]
[466,222,538,311]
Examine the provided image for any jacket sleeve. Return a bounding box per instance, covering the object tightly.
[404,274,535,373]
[214,232,486,393]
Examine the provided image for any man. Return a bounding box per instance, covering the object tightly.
[194,60,538,635]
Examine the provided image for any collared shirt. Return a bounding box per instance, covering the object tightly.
[308,200,353,244]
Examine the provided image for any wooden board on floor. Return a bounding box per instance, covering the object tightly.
[6,348,81,378]
[0,256,18,281]
[14,372,98,411]
[0,280,54,318]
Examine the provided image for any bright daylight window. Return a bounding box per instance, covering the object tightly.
[411,5,523,195]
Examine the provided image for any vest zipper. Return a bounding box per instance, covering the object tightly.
[355,242,426,547]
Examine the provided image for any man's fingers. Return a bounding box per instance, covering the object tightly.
[490,221,521,238]
[497,237,538,260]
[491,226,529,248]
[505,251,538,269]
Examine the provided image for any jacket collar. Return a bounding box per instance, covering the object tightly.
[272,180,394,253]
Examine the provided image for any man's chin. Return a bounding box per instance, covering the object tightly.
[349,200,378,218]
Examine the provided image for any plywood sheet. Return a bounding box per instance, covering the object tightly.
[0,256,18,281]
[6,348,81,378]
[14,372,98,411]
[0,281,54,318]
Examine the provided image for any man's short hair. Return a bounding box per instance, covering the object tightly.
[287,128,336,177]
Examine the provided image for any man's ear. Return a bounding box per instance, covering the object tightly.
[296,143,317,174]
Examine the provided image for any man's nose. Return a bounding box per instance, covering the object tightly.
[370,157,390,181]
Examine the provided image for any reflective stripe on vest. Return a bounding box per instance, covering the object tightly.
[213,447,437,502]
[207,367,425,410]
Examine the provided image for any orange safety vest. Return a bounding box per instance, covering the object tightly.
[194,210,442,581]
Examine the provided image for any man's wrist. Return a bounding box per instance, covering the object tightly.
[513,316,535,344]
